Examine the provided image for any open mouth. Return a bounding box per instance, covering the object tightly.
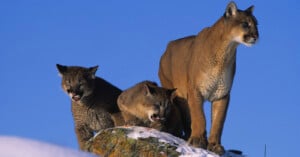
[68,91,83,102]
[149,114,166,122]
[71,95,81,102]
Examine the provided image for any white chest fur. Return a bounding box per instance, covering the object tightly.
[199,63,234,101]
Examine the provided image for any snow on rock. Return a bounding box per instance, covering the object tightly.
[125,126,244,157]
[0,136,98,157]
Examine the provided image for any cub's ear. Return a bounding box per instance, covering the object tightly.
[144,84,156,96]
[56,64,68,77]
[224,1,238,18]
[168,88,177,103]
[246,5,254,13]
[88,65,98,79]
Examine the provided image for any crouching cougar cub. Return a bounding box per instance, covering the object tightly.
[117,81,189,139]
[56,64,124,151]
[159,1,259,155]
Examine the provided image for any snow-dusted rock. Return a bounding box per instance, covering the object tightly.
[88,126,245,157]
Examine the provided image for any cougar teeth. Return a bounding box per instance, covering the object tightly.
[72,95,81,101]
[150,114,166,122]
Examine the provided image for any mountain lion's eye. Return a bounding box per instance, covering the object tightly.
[154,103,160,108]
[78,79,84,85]
[241,22,249,29]
[65,80,71,85]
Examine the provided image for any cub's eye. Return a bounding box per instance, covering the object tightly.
[65,80,71,85]
[241,22,249,29]
[154,103,160,108]
[78,79,84,85]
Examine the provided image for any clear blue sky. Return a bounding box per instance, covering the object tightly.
[1,1,299,157]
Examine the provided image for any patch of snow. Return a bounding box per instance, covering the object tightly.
[0,136,98,157]
[125,126,244,157]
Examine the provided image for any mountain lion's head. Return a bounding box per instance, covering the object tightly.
[139,83,176,123]
[56,64,98,102]
[224,1,259,46]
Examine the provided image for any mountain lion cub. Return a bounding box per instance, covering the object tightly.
[117,81,189,139]
[56,64,124,151]
[159,1,258,155]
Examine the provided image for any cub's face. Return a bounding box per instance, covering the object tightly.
[56,64,98,102]
[140,84,176,123]
[224,2,259,46]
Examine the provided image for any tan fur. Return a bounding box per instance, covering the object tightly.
[117,81,189,139]
[158,2,258,155]
[56,64,124,151]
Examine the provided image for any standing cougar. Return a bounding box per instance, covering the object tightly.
[56,64,124,151]
[158,1,258,155]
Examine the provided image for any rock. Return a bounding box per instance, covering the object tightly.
[86,126,244,157]
[86,127,180,157]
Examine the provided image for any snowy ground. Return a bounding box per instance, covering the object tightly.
[0,136,97,157]
[124,126,245,157]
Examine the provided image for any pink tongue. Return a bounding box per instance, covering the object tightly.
[152,115,160,121]
[154,118,160,121]
[72,95,81,101]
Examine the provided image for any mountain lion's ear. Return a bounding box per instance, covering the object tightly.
[168,88,177,103]
[224,1,238,18]
[144,84,156,96]
[246,5,254,13]
[88,65,98,79]
[56,64,68,77]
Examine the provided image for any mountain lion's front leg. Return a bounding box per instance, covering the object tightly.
[187,87,208,149]
[208,94,230,155]
[75,125,93,151]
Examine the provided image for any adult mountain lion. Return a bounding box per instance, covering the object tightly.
[158,1,258,155]
[56,64,124,151]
